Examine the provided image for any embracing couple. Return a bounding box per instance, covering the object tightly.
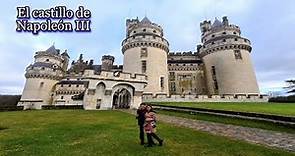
[136,103,164,147]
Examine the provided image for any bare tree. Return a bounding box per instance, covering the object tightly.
[285,79,295,93]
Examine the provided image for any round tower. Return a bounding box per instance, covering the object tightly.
[101,55,114,71]
[122,17,169,94]
[18,45,68,109]
[199,16,259,95]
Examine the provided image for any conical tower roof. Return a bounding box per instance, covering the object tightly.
[212,17,223,28]
[140,16,152,24]
[45,45,59,54]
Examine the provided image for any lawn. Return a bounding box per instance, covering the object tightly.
[151,102,295,116]
[0,110,294,156]
[157,110,295,134]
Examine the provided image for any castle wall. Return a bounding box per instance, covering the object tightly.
[168,65,207,95]
[142,93,268,103]
[82,70,147,110]
[18,78,58,109]
[203,49,259,94]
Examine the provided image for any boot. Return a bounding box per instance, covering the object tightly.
[145,133,153,147]
[151,133,163,146]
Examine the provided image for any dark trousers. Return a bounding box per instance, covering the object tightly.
[139,124,144,144]
[147,133,162,145]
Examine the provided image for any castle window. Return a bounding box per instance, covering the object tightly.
[153,30,156,33]
[141,60,147,73]
[214,81,219,90]
[153,36,156,39]
[234,50,243,60]
[223,32,226,34]
[41,67,45,70]
[140,48,148,57]
[69,84,71,87]
[61,84,63,87]
[67,78,70,80]
[223,39,226,42]
[235,38,238,41]
[211,35,215,37]
[133,31,136,33]
[40,82,44,87]
[143,29,146,32]
[212,42,215,45]
[160,77,164,88]
[244,39,247,42]
[233,32,237,35]
[169,72,175,81]
[61,96,64,99]
[76,85,79,87]
[46,59,49,62]
[133,36,135,39]
[170,82,176,92]
[211,66,216,75]
[143,35,145,38]
[211,66,218,91]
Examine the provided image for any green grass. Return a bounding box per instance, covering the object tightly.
[0,110,294,156]
[157,109,295,134]
[151,102,295,116]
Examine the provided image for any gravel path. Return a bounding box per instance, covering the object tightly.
[120,109,295,152]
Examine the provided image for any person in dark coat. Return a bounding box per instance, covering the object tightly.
[144,105,163,147]
[136,103,147,145]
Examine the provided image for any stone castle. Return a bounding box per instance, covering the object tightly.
[18,16,266,110]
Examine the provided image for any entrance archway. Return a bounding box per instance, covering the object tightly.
[112,88,131,109]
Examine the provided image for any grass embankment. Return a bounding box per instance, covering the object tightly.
[157,109,295,134]
[152,102,295,116]
[0,110,294,156]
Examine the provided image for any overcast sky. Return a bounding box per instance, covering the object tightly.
[0,0,294,94]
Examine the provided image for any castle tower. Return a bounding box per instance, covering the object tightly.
[101,55,114,71]
[199,17,259,95]
[122,17,169,94]
[18,45,69,109]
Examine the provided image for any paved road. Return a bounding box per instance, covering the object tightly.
[120,109,295,152]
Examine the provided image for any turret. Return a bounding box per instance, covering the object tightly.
[198,17,259,95]
[222,16,229,26]
[18,45,68,109]
[200,20,211,34]
[101,55,114,71]
[61,50,70,71]
[122,16,169,95]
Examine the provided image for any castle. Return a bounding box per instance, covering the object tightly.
[18,16,264,110]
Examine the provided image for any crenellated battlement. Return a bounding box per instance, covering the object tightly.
[83,70,147,83]
[142,93,269,102]
[200,16,241,35]
[168,51,198,56]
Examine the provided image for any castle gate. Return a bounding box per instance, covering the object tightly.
[111,83,134,109]
[112,88,131,108]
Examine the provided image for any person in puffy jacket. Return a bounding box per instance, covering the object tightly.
[144,105,163,147]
